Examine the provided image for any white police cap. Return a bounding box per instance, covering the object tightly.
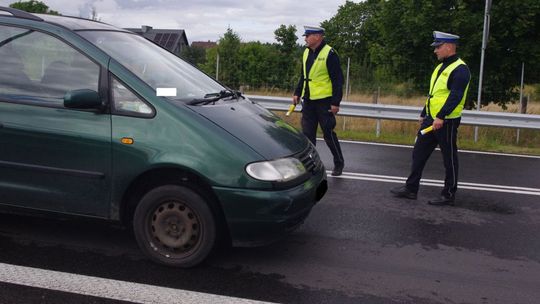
[431,31,460,47]
[303,25,325,36]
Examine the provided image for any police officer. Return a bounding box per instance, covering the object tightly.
[293,25,345,176]
[390,31,471,205]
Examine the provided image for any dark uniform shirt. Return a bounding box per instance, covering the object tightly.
[422,54,471,119]
[294,40,344,106]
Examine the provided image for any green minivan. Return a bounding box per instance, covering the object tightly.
[0,7,327,267]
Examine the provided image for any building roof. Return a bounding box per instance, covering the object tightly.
[191,41,217,49]
[125,26,189,53]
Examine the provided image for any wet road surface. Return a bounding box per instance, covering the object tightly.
[1,140,539,304]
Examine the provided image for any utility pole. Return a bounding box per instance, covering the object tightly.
[517,62,525,144]
[519,62,525,110]
[345,57,350,101]
[342,57,351,131]
[474,0,491,142]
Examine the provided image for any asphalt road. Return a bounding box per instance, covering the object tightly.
[1,140,540,304]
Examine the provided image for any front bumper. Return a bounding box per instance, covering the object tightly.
[213,169,327,246]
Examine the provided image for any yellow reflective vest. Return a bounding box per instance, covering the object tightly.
[301,44,333,100]
[427,58,470,119]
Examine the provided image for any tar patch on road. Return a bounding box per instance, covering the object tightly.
[455,196,516,215]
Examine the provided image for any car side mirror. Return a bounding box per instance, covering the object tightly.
[64,89,102,109]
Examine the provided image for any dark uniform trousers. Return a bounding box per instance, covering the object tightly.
[301,98,344,167]
[406,116,460,198]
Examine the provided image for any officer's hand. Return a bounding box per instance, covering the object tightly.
[292,95,299,105]
[433,118,444,130]
[330,105,339,115]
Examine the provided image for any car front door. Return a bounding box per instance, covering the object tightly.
[0,25,111,217]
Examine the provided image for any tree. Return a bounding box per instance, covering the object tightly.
[274,24,301,90]
[322,1,375,62]
[216,28,241,88]
[180,46,207,67]
[200,46,219,78]
[476,0,540,107]
[322,0,381,91]
[369,0,454,89]
[9,0,60,15]
[274,24,297,55]
[201,26,300,91]
[321,0,540,107]
[238,42,277,88]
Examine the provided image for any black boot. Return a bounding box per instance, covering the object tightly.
[428,195,455,206]
[390,186,417,199]
[331,163,344,176]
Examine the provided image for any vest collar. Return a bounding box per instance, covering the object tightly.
[442,54,459,64]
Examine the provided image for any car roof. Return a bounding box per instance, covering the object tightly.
[36,14,130,32]
[0,7,129,32]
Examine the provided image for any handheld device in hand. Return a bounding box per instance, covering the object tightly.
[420,125,433,135]
[286,104,296,116]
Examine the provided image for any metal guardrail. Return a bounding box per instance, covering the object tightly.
[246,95,540,130]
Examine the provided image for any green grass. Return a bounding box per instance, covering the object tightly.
[334,130,540,155]
[276,112,540,156]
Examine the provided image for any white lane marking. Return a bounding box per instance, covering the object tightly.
[338,172,540,191]
[327,171,540,196]
[0,263,273,304]
[317,138,540,159]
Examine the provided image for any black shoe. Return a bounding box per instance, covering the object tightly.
[428,195,455,206]
[390,186,417,199]
[331,163,344,176]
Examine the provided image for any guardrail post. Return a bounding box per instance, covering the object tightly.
[373,87,381,137]
[522,95,529,114]
[516,95,530,144]
[342,58,351,131]
[342,114,347,131]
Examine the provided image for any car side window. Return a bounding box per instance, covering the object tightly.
[111,77,153,115]
[0,25,99,107]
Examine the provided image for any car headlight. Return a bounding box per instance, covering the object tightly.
[246,157,306,182]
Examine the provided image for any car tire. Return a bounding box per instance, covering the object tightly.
[133,185,216,267]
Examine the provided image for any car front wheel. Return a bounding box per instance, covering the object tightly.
[133,185,216,267]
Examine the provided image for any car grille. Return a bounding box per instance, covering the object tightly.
[297,144,322,173]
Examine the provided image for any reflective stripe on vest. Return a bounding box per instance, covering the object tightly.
[426,58,470,119]
[302,44,333,100]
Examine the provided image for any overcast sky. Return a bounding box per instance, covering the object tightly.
[1,0,350,44]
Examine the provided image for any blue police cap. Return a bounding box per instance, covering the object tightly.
[303,25,324,36]
[431,31,460,47]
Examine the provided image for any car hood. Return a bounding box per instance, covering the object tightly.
[185,98,308,159]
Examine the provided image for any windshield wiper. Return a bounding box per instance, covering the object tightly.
[187,89,242,105]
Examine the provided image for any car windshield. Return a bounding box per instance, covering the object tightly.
[79,31,225,102]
